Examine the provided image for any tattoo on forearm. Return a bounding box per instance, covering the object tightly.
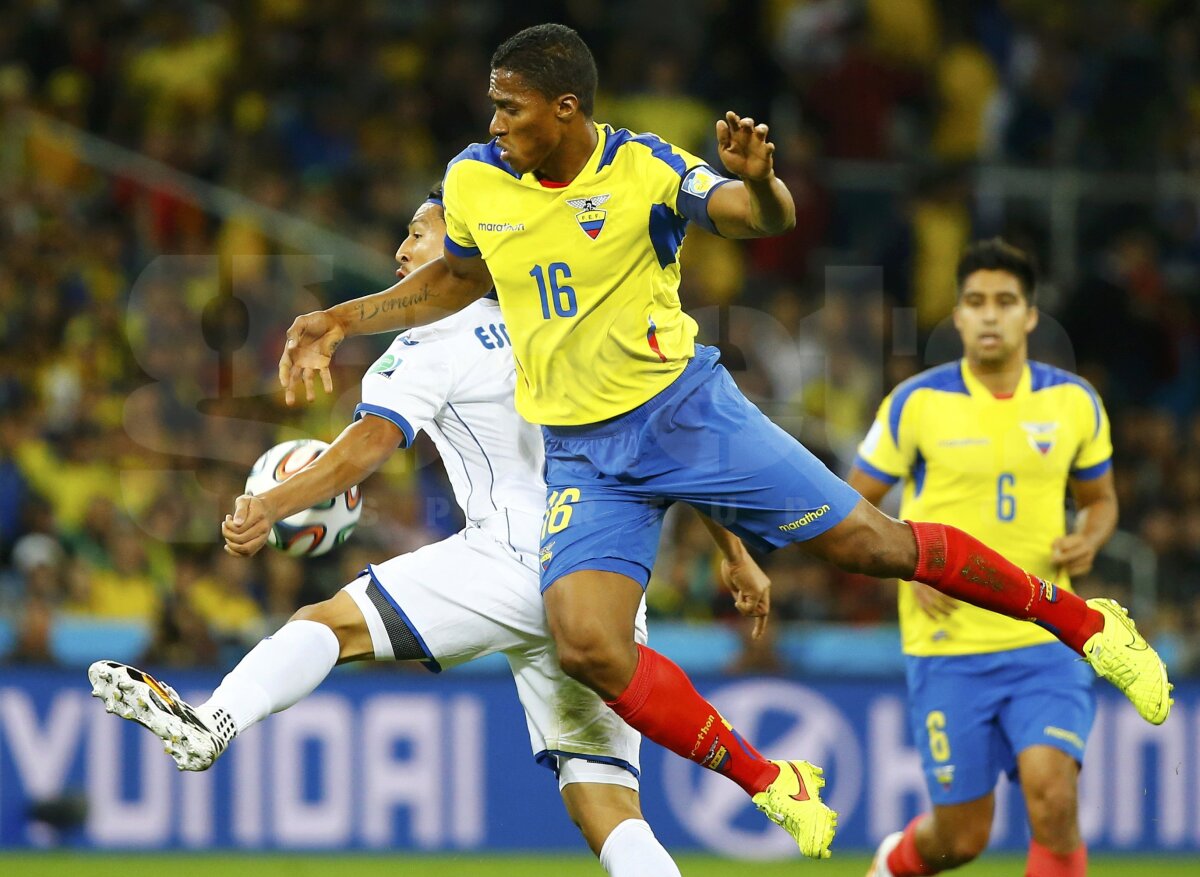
[354,284,437,323]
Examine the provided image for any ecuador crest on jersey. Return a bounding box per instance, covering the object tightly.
[566,194,611,239]
[1020,421,1058,456]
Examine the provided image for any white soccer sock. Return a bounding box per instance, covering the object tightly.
[198,620,340,735]
[598,818,681,877]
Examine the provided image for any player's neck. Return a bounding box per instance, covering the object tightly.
[965,354,1026,397]
[534,121,599,184]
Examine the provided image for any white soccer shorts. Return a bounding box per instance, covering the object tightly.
[344,526,647,790]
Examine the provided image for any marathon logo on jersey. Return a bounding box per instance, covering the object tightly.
[778,504,832,531]
[1020,421,1058,456]
[681,166,721,198]
[566,194,610,239]
[476,221,525,233]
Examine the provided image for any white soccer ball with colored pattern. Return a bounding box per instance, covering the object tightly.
[244,440,362,557]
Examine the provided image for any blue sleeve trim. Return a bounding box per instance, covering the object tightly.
[1070,458,1112,481]
[354,403,415,448]
[852,455,902,486]
[443,236,481,259]
[534,749,640,780]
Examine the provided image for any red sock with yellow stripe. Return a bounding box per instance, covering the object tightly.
[605,644,778,795]
[906,521,1103,654]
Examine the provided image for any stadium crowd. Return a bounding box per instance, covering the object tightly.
[0,0,1197,674]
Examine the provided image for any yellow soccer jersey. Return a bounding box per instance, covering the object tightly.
[441,122,732,425]
[855,359,1113,656]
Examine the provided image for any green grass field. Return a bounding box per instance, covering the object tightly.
[4,854,1198,877]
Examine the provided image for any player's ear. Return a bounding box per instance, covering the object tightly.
[556,93,580,122]
[1025,304,1039,333]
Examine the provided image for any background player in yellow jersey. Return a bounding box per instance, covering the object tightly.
[851,240,1114,877]
[278,23,1170,859]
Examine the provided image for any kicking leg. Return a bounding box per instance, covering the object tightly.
[802,500,1171,724]
[199,588,369,734]
[89,586,369,770]
[544,569,835,858]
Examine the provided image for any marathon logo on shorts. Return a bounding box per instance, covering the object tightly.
[1044,725,1085,751]
[778,504,832,532]
[540,541,555,571]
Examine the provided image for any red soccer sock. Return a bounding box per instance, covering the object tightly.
[605,644,778,795]
[887,816,938,876]
[1026,840,1086,877]
[906,521,1103,654]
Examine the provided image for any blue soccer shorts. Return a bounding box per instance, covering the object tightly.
[538,344,862,590]
[904,641,1097,806]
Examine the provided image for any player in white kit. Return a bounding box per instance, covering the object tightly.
[90,189,771,875]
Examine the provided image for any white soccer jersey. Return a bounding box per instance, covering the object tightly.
[347,297,646,785]
[354,297,545,558]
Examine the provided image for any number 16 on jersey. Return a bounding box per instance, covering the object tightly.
[531,263,577,319]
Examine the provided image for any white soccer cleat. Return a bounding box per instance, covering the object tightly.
[865,830,903,877]
[88,660,236,771]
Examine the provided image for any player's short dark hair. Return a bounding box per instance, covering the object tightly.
[491,23,597,116]
[426,183,444,206]
[956,238,1038,304]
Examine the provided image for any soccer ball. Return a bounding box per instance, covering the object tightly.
[244,439,362,557]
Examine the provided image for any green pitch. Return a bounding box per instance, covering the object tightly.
[3,854,1198,876]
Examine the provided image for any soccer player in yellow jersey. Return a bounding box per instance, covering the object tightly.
[851,240,1114,877]
[278,24,1170,858]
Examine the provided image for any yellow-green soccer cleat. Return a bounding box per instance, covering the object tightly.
[751,759,838,859]
[1082,598,1173,725]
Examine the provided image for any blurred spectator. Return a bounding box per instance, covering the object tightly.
[0,1,1195,676]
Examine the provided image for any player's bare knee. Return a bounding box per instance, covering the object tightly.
[289,600,363,661]
[929,815,990,866]
[554,632,635,695]
[1025,781,1078,839]
[948,823,990,863]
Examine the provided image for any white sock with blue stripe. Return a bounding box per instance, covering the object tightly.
[198,620,340,734]
[599,818,680,877]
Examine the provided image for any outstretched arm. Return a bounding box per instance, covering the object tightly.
[222,415,402,556]
[696,513,772,639]
[278,252,493,405]
[706,111,796,238]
